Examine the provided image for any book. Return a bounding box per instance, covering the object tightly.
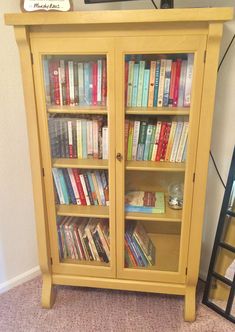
[125,191,165,214]
[157,59,167,107]
[136,61,145,107]
[184,54,194,107]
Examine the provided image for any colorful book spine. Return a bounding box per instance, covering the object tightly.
[126,60,135,107]
[173,59,182,107]
[143,124,153,161]
[176,122,189,162]
[153,60,161,107]
[157,59,167,107]
[131,121,140,160]
[131,63,139,107]
[148,61,157,107]
[136,61,145,107]
[177,60,187,107]
[170,121,184,162]
[184,54,194,107]
[141,69,150,107]
[163,59,172,107]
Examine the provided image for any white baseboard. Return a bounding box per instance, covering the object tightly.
[0,266,41,294]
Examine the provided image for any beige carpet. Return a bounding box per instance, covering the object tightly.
[0,277,234,332]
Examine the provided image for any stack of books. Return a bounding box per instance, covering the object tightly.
[43,57,107,106]
[52,168,109,206]
[125,54,194,108]
[48,116,108,159]
[125,191,165,214]
[58,217,110,262]
[125,119,188,163]
[125,221,156,268]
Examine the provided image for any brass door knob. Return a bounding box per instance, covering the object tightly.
[116,152,123,161]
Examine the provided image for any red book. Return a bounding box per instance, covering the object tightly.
[101,59,107,106]
[160,122,172,161]
[72,169,86,205]
[92,62,98,106]
[155,122,167,161]
[169,61,177,107]
[51,60,60,105]
[173,59,182,107]
[65,62,70,106]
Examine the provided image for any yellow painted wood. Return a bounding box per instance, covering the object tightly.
[126,107,190,116]
[56,205,109,218]
[7,7,233,320]
[126,160,185,172]
[5,8,233,26]
[52,158,108,169]
[52,274,186,296]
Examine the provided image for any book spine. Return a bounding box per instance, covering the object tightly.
[173,59,182,107]
[84,62,90,105]
[160,122,172,161]
[91,172,102,205]
[126,60,135,107]
[72,120,77,158]
[95,171,106,206]
[52,168,65,204]
[92,119,99,159]
[52,60,61,106]
[85,225,100,261]
[92,62,98,106]
[165,121,177,161]
[82,171,94,205]
[163,59,172,107]
[170,121,184,162]
[131,63,139,107]
[67,168,81,205]
[131,121,140,160]
[175,122,189,162]
[102,126,109,160]
[101,59,107,106]
[76,119,82,159]
[65,61,70,105]
[136,121,147,161]
[87,120,93,159]
[81,119,87,159]
[184,54,194,107]
[168,61,176,107]
[143,124,153,161]
[67,120,73,158]
[136,60,145,107]
[101,171,109,206]
[124,119,130,160]
[127,121,134,161]
[148,124,156,160]
[155,122,167,161]
[72,169,86,205]
[43,57,51,104]
[62,168,77,204]
[87,172,98,205]
[157,59,167,107]
[177,60,187,107]
[97,59,102,104]
[96,223,110,260]
[148,61,157,107]
[57,169,70,204]
[68,61,75,105]
[153,60,161,107]
[151,121,162,161]
[79,173,91,205]
[141,69,150,107]
[78,62,84,105]
[73,62,79,106]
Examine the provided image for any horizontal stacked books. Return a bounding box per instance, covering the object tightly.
[52,168,109,206]
[58,217,110,262]
[48,116,108,159]
[43,57,107,106]
[125,119,188,162]
[125,54,194,108]
[125,221,155,268]
[125,191,165,214]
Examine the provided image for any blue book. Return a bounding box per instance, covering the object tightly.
[141,69,150,107]
[62,169,76,204]
[87,172,98,205]
[125,232,145,267]
[131,63,140,107]
[153,60,161,107]
[143,124,153,161]
[57,169,70,204]
[81,119,87,158]
[131,236,149,266]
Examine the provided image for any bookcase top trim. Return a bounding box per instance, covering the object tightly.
[5,8,233,26]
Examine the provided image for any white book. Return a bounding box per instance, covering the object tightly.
[86,120,93,158]
[52,168,65,204]
[132,121,140,160]
[165,121,177,161]
[79,173,91,205]
[67,168,81,205]
[157,59,167,107]
[59,60,65,83]
[68,61,75,105]
[170,121,184,162]
[151,121,162,161]
[67,120,73,153]
[177,60,187,107]
[102,126,109,160]
[97,59,102,103]
[58,67,63,106]
[184,54,194,107]
[176,122,189,162]
[92,119,99,159]
[76,119,82,159]
[95,171,106,206]
[78,62,84,105]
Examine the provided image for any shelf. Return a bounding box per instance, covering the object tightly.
[56,204,109,218]
[52,158,108,169]
[47,105,107,115]
[125,205,182,222]
[61,258,110,267]
[126,107,190,116]
[126,160,185,172]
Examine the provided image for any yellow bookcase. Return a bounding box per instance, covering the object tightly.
[5,8,233,321]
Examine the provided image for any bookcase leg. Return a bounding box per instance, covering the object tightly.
[41,274,55,308]
[184,286,196,322]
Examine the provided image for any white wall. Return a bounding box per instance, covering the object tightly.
[0,1,234,291]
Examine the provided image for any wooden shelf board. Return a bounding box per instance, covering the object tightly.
[52,158,108,169]
[61,258,110,268]
[125,205,182,222]
[126,107,190,116]
[56,205,109,218]
[47,105,107,114]
[126,160,185,172]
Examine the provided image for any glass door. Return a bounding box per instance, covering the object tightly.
[31,37,116,278]
[115,35,206,283]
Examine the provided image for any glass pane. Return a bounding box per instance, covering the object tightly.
[125,53,194,108]
[43,55,107,107]
[124,220,180,271]
[57,216,110,266]
[220,214,235,248]
[230,295,235,318]
[208,277,231,311]
[48,114,108,160]
[52,168,109,207]
[228,180,235,212]
[214,247,235,281]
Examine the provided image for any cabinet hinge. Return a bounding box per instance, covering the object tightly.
[50,257,53,265]
[42,168,45,177]
[185,267,188,275]
[204,50,207,63]
[30,53,34,65]
[193,173,195,183]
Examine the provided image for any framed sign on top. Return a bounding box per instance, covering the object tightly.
[21,0,73,12]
